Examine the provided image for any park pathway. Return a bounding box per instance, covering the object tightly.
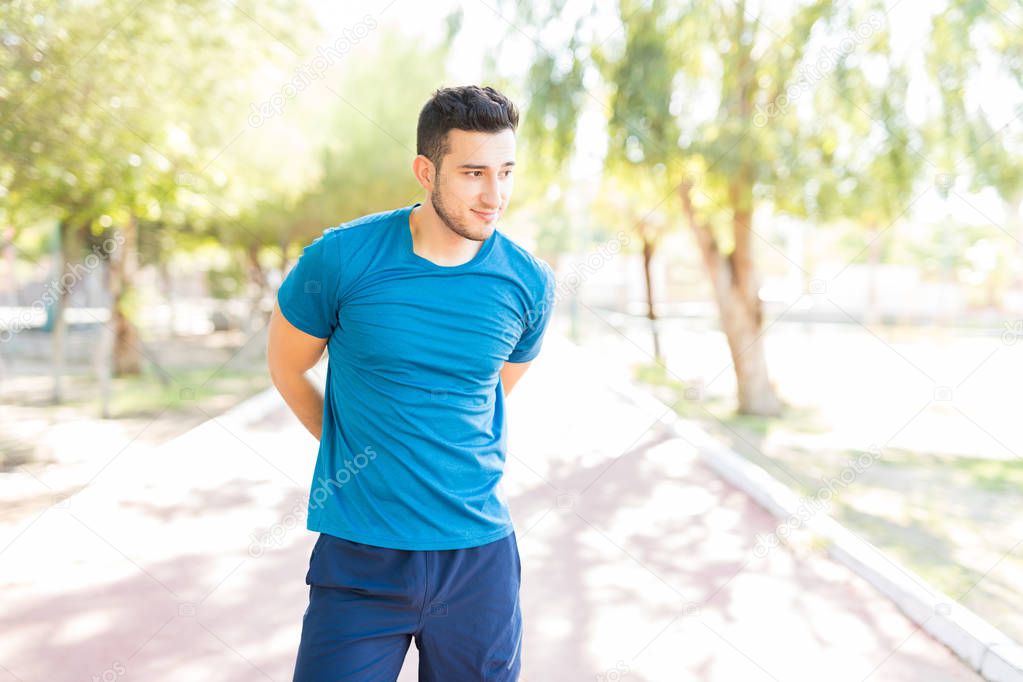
[0,333,980,681]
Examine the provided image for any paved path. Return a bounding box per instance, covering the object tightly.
[0,334,981,681]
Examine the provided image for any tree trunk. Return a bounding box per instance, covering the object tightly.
[51,219,70,403]
[158,260,177,336]
[863,222,883,327]
[109,217,141,376]
[246,244,271,333]
[1009,196,1023,314]
[680,181,783,416]
[714,263,783,416]
[640,231,661,361]
[280,239,293,278]
[97,309,115,419]
[2,225,16,306]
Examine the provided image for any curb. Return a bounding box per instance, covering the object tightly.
[164,385,286,450]
[559,334,1023,682]
[174,359,326,444]
[216,384,288,428]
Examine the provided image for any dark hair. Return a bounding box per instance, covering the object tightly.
[416,85,519,170]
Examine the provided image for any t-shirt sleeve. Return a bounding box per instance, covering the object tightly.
[508,261,556,363]
[277,232,340,339]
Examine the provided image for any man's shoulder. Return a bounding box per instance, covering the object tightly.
[495,231,555,293]
[321,206,406,243]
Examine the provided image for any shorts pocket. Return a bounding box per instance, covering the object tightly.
[305,532,419,602]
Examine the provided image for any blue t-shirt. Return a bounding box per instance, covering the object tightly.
[277,203,556,550]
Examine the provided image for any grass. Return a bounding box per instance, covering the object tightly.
[945,457,1023,493]
[631,359,1023,643]
[64,366,271,418]
[633,360,827,434]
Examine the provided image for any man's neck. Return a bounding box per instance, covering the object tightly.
[409,202,483,267]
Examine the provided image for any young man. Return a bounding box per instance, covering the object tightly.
[267,85,556,682]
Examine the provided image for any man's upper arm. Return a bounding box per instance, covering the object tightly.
[270,229,342,379]
[500,360,532,397]
[507,261,556,363]
[268,301,328,380]
[276,230,341,339]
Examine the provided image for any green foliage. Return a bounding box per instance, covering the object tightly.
[0,0,319,249]
[0,3,461,307]
[206,258,248,300]
[927,0,1023,203]
[287,28,451,247]
[505,0,962,243]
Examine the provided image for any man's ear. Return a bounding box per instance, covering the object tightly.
[412,155,436,192]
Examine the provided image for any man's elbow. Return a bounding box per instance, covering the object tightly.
[268,356,318,388]
[267,360,292,391]
[268,348,316,387]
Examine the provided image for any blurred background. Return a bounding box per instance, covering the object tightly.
[2,0,1021,665]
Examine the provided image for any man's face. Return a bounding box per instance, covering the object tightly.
[430,128,516,242]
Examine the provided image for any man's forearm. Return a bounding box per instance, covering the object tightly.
[272,372,325,441]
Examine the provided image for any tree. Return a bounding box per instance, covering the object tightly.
[813,8,924,326]
[512,0,911,415]
[507,0,963,414]
[927,0,1023,308]
[597,0,681,361]
[593,165,674,359]
[1,0,318,397]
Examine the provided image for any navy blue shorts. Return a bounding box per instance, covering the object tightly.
[292,530,522,681]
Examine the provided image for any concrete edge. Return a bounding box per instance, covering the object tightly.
[166,359,328,449]
[156,385,287,455]
[566,335,1023,682]
[217,384,287,428]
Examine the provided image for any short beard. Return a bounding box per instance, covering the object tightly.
[430,181,486,243]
